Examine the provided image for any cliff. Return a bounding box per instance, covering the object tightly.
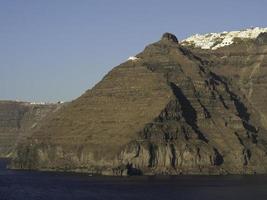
[0,101,63,158]
[9,31,267,175]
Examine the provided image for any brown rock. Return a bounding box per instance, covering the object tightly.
[9,33,267,175]
[161,32,179,43]
[0,101,63,158]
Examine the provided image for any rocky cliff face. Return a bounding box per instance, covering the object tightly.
[10,31,267,175]
[182,31,267,131]
[0,101,62,158]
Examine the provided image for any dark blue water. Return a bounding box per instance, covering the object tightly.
[0,159,267,200]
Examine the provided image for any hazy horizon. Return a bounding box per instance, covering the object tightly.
[1,0,267,102]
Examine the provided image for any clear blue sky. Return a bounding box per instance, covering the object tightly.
[1,0,267,102]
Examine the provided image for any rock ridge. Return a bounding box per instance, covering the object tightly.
[7,32,267,175]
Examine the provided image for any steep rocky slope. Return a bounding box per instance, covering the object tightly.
[10,32,267,175]
[0,101,63,157]
[182,31,267,131]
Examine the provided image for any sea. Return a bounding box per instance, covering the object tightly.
[0,159,267,200]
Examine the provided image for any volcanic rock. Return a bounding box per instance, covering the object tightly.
[0,101,63,157]
[9,32,267,175]
[161,32,179,43]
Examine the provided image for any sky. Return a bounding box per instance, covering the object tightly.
[1,0,267,102]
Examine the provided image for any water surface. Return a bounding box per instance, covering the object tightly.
[0,159,267,200]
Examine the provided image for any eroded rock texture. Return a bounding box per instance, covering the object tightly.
[185,34,267,133]
[0,101,62,157]
[10,33,267,175]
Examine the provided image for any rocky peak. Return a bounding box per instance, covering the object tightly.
[161,32,179,43]
[9,29,267,176]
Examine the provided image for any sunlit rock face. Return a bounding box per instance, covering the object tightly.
[10,30,267,175]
